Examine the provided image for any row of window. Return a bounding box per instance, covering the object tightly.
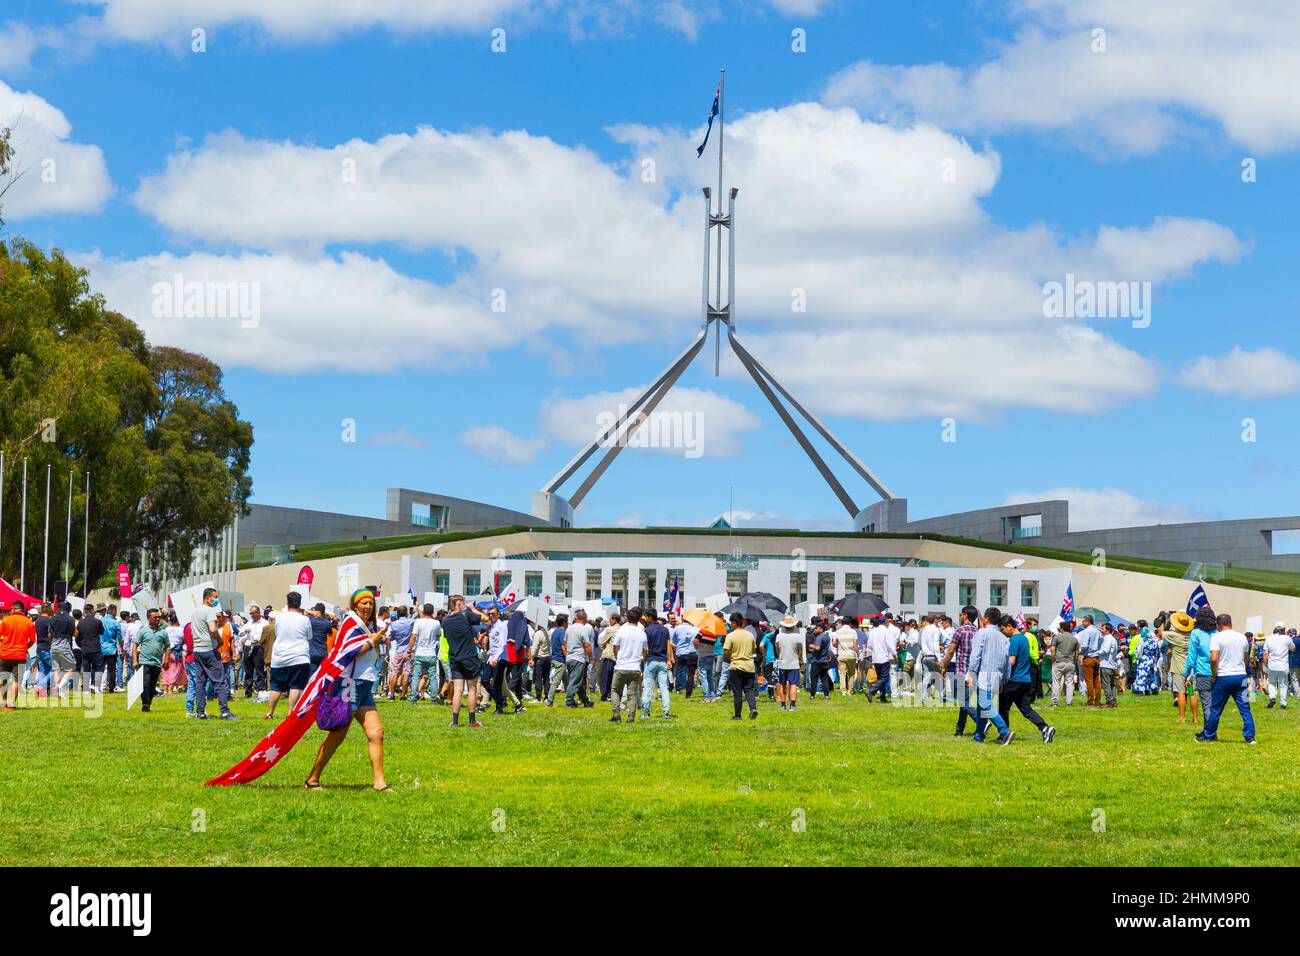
[427,568,1040,609]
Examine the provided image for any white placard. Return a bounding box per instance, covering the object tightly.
[129,587,160,615]
[579,599,606,624]
[168,582,214,619]
[336,562,360,598]
[126,665,145,710]
[67,595,86,613]
[1246,615,1263,636]
[703,592,730,614]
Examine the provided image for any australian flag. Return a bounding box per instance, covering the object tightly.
[696,81,720,157]
[1186,584,1209,617]
[662,575,681,615]
[1060,582,1074,622]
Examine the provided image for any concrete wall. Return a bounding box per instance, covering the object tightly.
[900,499,1069,542]
[386,488,542,534]
[1043,517,1300,573]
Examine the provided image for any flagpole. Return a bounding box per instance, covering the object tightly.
[714,68,725,376]
[65,470,73,587]
[42,464,50,602]
[0,451,5,573]
[20,458,27,594]
[82,471,90,598]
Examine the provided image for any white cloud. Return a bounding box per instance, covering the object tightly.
[458,425,547,464]
[0,23,38,72]
[824,0,1300,155]
[0,80,113,217]
[76,249,514,372]
[97,102,1243,420]
[539,386,763,459]
[1004,486,1211,531]
[613,512,645,528]
[732,323,1157,421]
[1177,346,1300,399]
[81,0,781,44]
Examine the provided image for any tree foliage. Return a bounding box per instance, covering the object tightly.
[0,238,254,596]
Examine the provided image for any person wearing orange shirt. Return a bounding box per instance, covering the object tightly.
[0,601,38,710]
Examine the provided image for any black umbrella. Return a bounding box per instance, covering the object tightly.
[739,591,789,613]
[721,598,770,623]
[832,592,890,619]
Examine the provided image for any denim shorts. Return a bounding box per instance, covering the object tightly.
[351,679,377,709]
[269,663,311,692]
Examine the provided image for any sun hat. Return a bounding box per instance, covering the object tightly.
[780,614,798,628]
[1169,611,1194,633]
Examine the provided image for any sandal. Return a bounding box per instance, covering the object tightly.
[372,784,394,792]
[304,780,323,790]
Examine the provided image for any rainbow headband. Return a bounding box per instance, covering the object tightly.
[350,588,375,608]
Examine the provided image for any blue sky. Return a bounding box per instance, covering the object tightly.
[3,0,1299,534]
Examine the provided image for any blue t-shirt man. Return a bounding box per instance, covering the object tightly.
[1007,630,1032,683]
[550,627,567,664]
[100,614,122,656]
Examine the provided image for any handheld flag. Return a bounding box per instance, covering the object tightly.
[1014,611,1028,630]
[696,80,721,157]
[205,610,376,786]
[662,575,681,615]
[1060,583,1074,622]
[1186,584,1209,617]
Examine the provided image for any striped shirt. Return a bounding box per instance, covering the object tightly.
[950,623,977,673]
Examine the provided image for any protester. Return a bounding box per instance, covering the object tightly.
[866,616,896,703]
[610,608,647,723]
[597,613,620,701]
[442,595,485,728]
[530,615,553,703]
[774,615,804,712]
[304,589,391,791]
[641,609,674,719]
[967,607,1013,745]
[1197,613,1255,744]
[723,612,759,721]
[503,610,530,714]
[670,614,699,699]
[1262,624,1294,710]
[563,609,595,709]
[1164,612,1197,724]
[410,604,442,703]
[939,606,980,736]
[132,607,170,712]
[0,601,36,709]
[832,618,858,696]
[997,615,1054,742]
[1184,607,1216,727]
[265,591,312,720]
[1097,624,1121,708]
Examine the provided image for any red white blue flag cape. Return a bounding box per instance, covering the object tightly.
[205,610,375,786]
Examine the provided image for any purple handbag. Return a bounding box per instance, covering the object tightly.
[316,681,353,731]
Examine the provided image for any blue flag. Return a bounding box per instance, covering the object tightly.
[696,81,720,157]
[1186,584,1209,616]
[1060,582,1074,622]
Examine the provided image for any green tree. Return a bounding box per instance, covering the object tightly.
[0,239,254,597]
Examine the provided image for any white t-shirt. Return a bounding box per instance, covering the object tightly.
[271,610,312,667]
[612,623,647,672]
[412,617,442,657]
[241,618,267,649]
[1210,629,1249,677]
[1263,632,1294,671]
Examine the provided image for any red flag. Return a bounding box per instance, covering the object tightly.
[117,563,133,599]
[205,611,374,786]
[297,565,314,587]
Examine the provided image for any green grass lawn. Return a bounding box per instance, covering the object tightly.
[3,684,1295,866]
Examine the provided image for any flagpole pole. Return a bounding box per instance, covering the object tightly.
[65,469,73,589]
[714,68,725,376]
[20,458,27,594]
[83,470,90,598]
[43,464,51,602]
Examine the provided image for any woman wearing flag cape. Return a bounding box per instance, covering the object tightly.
[205,589,392,791]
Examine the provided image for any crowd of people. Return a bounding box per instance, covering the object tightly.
[2,591,1292,751]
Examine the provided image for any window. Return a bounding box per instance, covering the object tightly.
[871,574,886,597]
[433,570,450,593]
[959,579,976,607]
[555,572,572,600]
[927,579,946,606]
[817,572,835,603]
[525,571,543,597]
[639,569,657,608]
[845,572,862,595]
[990,579,1008,607]
[899,578,915,606]
[789,572,807,608]
[586,569,603,601]
[1020,580,1039,607]
[611,569,628,606]
[463,572,481,596]
[727,570,750,595]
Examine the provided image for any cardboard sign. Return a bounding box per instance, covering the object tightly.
[703,592,730,614]
[168,582,215,619]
